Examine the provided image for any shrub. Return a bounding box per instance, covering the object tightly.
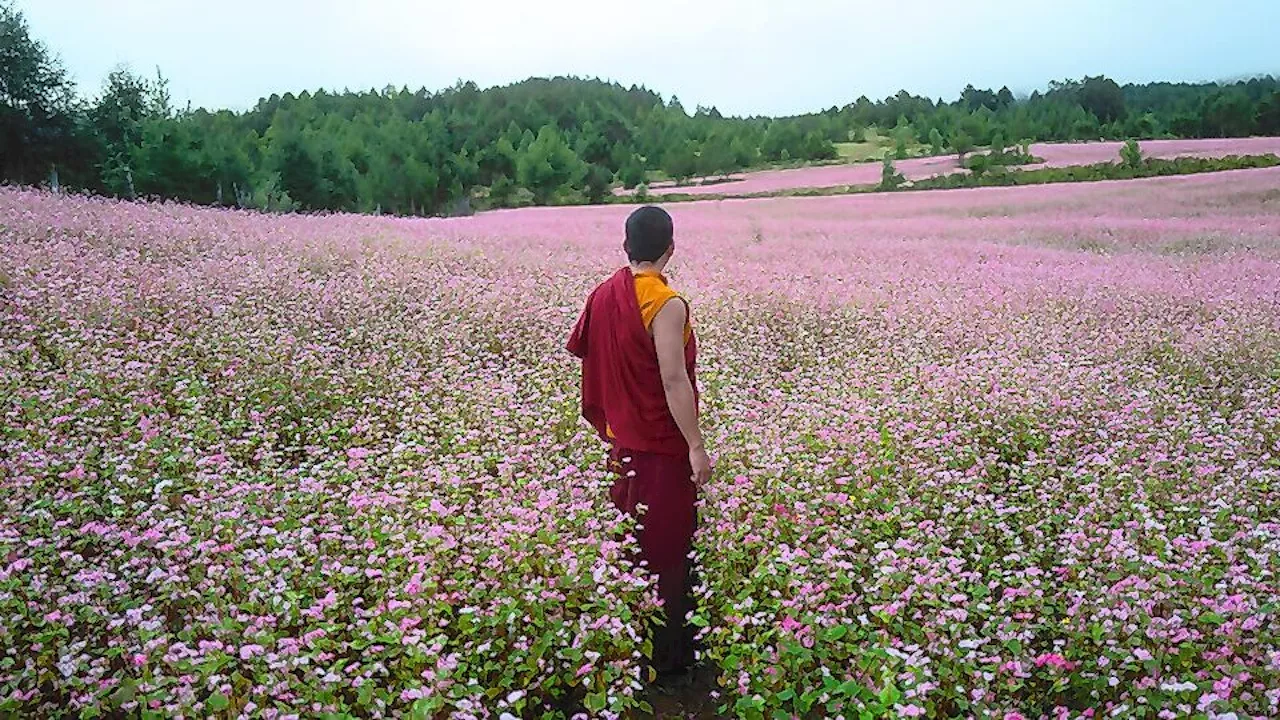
[880,157,905,190]
[1121,139,1144,169]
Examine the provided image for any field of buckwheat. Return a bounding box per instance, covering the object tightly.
[2,168,1280,720]
[636,137,1280,197]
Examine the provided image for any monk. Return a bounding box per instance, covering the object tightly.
[566,205,711,680]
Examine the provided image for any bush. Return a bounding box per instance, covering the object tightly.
[967,152,991,177]
[1121,139,1144,169]
[584,164,612,204]
[509,186,536,208]
[950,130,975,160]
[618,157,647,190]
[488,175,516,207]
[879,157,905,190]
[894,135,909,160]
[803,132,838,161]
[928,128,945,156]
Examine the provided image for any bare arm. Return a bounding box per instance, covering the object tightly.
[652,299,711,486]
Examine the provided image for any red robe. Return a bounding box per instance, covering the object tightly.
[566,267,698,457]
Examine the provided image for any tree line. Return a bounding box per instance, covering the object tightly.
[4,2,1280,216]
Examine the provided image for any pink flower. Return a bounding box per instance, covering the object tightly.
[239,644,264,660]
[405,573,423,596]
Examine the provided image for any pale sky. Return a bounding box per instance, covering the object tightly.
[16,0,1280,117]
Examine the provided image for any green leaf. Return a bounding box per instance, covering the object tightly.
[410,697,440,719]
[585,692,606,712]
[777,688,796,701]
[111,678,137,707]
[1199,612,1225,625]
[823,624,848,642]
[207,692,229,712]
[1004,639,1022,654]
[840,680,862,696]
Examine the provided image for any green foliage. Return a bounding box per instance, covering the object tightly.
[617,154,647,190]
[966,152,991,177]
[250,172,297,212]
[879,156,904,190]
[583,163,612,203]
[699,132,736,178]
[990,131,1005,155]
[950,129,975,160]
[1199,88,1256,137]
[928,127,945,155]
[0,1,83,184]
[761,121,803,162]
[802,131,838,161]
[1073,75,1127,123]
[487,174,516,207]
[1258,92,1280,135]
[894,134,909,160]
[516,124,586,203]
[1120,139,1144,169]
[661,140,699,184]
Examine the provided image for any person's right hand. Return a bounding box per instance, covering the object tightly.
[689,445,712,489]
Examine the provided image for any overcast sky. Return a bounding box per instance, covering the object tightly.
[16,0,1280,117]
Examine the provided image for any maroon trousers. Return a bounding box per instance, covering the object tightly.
[608,445,697,674]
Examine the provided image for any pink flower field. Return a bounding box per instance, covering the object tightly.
[3,168,1280,719]
[635,136,1280,197]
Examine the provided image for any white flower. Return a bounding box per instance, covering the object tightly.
[1160,681,1197,693]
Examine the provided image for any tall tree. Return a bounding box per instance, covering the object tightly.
[0,1,81,184]
[516,124,586,203]
[698,132,735,178]
[88,67,168,197]
[661,140,699,184]
[1077,76,1126,123]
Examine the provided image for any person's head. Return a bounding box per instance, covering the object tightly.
[624,206,674,267]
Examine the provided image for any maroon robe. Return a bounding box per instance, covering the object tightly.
[567,267,699,674]
[567,268,698,457]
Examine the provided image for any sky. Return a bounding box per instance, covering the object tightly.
[16,0,1280,118]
